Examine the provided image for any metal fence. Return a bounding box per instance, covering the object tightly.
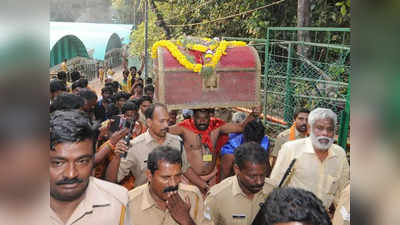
[49,56,98,81]
[105,48,122,69]
[224,27,351,150]
[75,63,97,81]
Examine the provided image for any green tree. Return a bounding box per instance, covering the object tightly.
[111,0,144,25]
[128,0,351,57]
[129,11,166,56]
[154,0,350,38]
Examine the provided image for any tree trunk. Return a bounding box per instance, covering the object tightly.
[297,0,311,57]
[148,0,171,39]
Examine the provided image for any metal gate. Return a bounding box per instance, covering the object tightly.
[224,27,351,150]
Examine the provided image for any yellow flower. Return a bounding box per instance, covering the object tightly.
[205,54,213,58]
[151,39,247,73]
[209,44,218,50]
[191,44,208,52]
[194,64,202,72]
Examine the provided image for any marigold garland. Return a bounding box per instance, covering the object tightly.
[187,44,208,52]
[151,39,246,74]
[205,53,213,59]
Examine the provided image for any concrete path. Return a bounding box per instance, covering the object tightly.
[89,65,124,96]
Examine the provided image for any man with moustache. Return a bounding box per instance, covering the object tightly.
[270,108,350,211]
[168,110,179,126]
[169,108,260,194]
[270,108,310,168]
[106,103,191,187]
[137,95,153,126]
[127,146,212,225]
[204,142,275,225]
[50,110,131,225]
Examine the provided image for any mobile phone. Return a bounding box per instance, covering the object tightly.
[120,119,133,158]
[124,119,132,129]
[109,116,120,133]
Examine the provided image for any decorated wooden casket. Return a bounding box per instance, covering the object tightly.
[152,39,261,110]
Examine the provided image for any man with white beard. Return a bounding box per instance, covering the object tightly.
[270,108,350,212]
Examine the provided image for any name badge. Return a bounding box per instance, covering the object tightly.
[232,214,246,219]
[202,154,213,162]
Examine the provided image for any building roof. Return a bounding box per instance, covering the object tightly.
[50,22,133,60]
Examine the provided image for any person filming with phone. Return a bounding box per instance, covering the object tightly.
[94,102,146,190]
[105,103,194,189]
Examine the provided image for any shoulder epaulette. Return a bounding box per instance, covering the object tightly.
[93,177,129,206]
[207,176,233,196]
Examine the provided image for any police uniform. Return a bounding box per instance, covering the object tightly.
[50,177,131,225]
[127,183,212,225]
[204,176,275,225]
[118,130,190,187]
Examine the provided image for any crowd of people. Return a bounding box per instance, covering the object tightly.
[49,64,350,225]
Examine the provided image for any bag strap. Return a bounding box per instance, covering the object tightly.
[251,159,297,225]
[180,140,184,155]
[278,159,297,188]
[119,205,126,225]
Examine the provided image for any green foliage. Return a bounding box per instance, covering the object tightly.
[125,0,351,57]
[129,11,166,56]
[111,0,145,25]
[141,0,350,39]
[311,0,350,27]
[335,0,350,17]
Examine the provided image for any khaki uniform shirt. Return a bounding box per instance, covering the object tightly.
[204,176,275,225]
[270,137,350,208]
[271,127,306,158]
[332,184,350,225]
[50,177,131,225]
[127,183,212,225]
[118,130,189,186]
